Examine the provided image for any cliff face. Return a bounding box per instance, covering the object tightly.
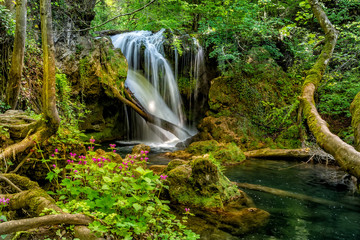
[56,36,128,142]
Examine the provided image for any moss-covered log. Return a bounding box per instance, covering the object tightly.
[300,0,360,179]
[244,148,332,162]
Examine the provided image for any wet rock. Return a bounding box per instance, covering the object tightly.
[131,144,151,155]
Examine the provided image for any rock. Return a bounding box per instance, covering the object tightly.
[148,165,167,174]
[164,158,269,235]
[131,144,151,155]
[186,140,246,165]
[195,116,244,146]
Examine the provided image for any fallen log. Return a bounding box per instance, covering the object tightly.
[244,148,334,163]
[233,182,359,210]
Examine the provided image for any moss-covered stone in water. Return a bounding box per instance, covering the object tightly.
[166,158,240,209]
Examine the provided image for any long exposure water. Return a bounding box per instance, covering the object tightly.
[225,159,360,240]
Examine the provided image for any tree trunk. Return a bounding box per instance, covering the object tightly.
[0,0,61,163]
[40,0,60,130]
[5,0,27,109]
[300,0,360,180]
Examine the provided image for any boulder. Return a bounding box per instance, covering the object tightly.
[164,158,269,235]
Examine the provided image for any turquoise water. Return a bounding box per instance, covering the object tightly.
[225,159,360,240]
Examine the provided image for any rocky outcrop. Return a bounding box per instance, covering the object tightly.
[163,157,269,235]
[57,37,128,142]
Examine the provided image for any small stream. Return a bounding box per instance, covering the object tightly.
[225,159,360,240]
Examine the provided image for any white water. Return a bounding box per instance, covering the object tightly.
[111,29,193,144]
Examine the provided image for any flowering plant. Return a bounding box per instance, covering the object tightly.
[46,138,199,239]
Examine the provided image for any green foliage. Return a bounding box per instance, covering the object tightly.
[0,4,15,40]
[46,141,199,239]
[0,99,10,113]
[54,72,89,145]
[318,72,360,117]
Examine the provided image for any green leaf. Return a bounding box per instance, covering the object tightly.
[132,203,142,212]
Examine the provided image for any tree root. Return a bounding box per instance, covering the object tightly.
[0,174,96,239]
[0,214,93,235]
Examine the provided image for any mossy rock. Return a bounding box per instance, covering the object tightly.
[187,140,219,154]
[165,157,241,209]
[186,140,246,165]
[164,157,269,235]
[131,144,151,155]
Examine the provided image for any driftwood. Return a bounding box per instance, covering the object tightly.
[233,182,359,210]
[300,0,360,180]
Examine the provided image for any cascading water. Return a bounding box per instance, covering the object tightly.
[111,29,194,145]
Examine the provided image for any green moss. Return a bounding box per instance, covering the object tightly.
[165,158,241,210]
[187,140,219,154]
[186,140,246,164]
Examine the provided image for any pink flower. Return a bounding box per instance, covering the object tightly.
[185,208,190,213]
[113,150,116,153]
[90,137,95,143]
[141,150,144,154]
[51,154,55,157]
[74,170,78,173]
[67,159,71,164]
[55,149,59,153]
[52,164,56,168]
[129,155,132,159]
[145,150,149,154]
[160,175,168,180]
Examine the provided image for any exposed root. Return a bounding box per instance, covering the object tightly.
[0,214,93,235]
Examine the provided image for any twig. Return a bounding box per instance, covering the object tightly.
[0,174,22,192]
[10,151,33,174]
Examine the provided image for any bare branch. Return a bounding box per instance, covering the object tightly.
[70,0,157,32]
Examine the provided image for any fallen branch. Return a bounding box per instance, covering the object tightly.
[233,182,358,210]
[0,214,93,235]
[109,85,191,139]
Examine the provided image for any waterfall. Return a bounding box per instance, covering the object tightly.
[111,29,193,144]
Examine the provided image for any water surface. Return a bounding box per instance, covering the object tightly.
[225,159,360,240]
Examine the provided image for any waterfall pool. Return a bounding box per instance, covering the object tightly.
[225,159,360,240]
